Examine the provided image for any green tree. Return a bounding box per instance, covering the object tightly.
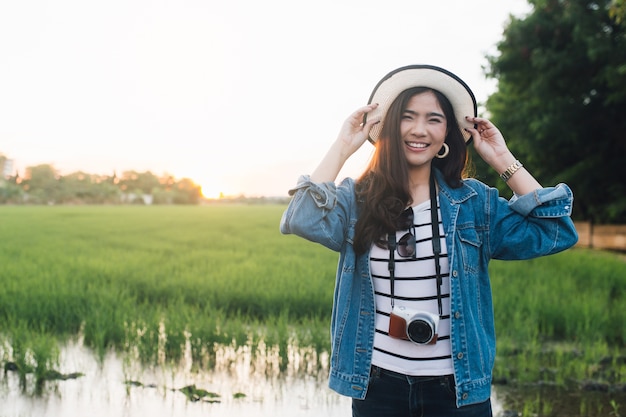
[0,179,23,203]
[610,0,626,23]
[23,164,61,204]
[172,178,202,204]
[485,0,626,223]
[59,172,121,204]
[118,171,161,195]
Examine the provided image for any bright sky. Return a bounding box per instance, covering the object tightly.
[0,0,531,198]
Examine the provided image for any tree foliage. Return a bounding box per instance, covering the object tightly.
[609,0,626,23]
[484,0,626,223]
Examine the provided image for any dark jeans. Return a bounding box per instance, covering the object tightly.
[352,366,492,417]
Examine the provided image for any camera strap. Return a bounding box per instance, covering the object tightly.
[387,230,397,308]
[429,173,444,319]
[387,172,444,318]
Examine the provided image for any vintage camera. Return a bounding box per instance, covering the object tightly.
[389,305,439,345]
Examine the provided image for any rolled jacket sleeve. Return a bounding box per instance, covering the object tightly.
[509,183,574,218]
[280,175,352,252]
[287,175,337,208]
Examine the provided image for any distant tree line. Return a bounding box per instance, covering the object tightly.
[0,158,202,205]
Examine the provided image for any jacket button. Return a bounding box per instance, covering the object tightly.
[457,352,464,359]
[462,393,469,400]
[454,311,461,319]
[452,270,458,277]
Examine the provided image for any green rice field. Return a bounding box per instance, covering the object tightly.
[1,205,625,415]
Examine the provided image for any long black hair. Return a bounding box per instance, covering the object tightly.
[353,87,469,254]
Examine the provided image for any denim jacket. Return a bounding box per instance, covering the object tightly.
[279,169,578,407]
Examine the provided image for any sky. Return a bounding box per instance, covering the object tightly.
[0,0,532,198]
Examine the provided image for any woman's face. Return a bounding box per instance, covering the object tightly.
[399,91,447,170]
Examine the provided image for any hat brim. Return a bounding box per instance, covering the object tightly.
[365,65,477,144]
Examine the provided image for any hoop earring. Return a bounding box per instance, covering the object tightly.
[435,143,449,159]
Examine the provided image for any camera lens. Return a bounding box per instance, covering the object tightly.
[407,319,434,344]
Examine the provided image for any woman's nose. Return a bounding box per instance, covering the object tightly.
[409,120,427,136]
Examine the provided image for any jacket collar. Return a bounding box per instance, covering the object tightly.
[434,168,477,205]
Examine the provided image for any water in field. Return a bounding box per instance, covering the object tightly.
[1,340,350,417]
[1,341,623,417]
[1,340,504,417]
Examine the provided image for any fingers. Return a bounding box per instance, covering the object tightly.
[465,116,491,130]
[359,102,379,115]
[463,116,481,140]
[339,103,381,144]
[465,116,498,137]
[350,103,379,124]
[344,103,380,135]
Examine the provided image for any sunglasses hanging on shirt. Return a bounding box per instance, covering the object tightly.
[394,207,417,258]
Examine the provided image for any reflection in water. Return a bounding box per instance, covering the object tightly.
[2,339,507,417]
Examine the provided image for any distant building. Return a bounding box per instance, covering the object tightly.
[0,157,13,185]
[2,158,13,178]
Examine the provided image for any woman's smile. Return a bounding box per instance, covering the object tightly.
[405,141,430,150]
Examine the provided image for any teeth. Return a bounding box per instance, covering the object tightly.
[407,142,428,148]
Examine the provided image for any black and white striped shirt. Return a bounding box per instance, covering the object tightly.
[369,198,453,376]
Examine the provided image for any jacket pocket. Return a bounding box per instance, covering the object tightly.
[457,227,482,274]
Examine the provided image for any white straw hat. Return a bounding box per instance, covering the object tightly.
[365,64,477,143]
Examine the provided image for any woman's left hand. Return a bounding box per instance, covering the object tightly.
[465,116,542,192]
[464,116,515,172]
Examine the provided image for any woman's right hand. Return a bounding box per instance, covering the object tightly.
[335,103,380,158]
[310,104,380,183]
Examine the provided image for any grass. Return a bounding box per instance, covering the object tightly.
[0,205,335,389]
[489,250,626,388]
[0,205,625,404]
